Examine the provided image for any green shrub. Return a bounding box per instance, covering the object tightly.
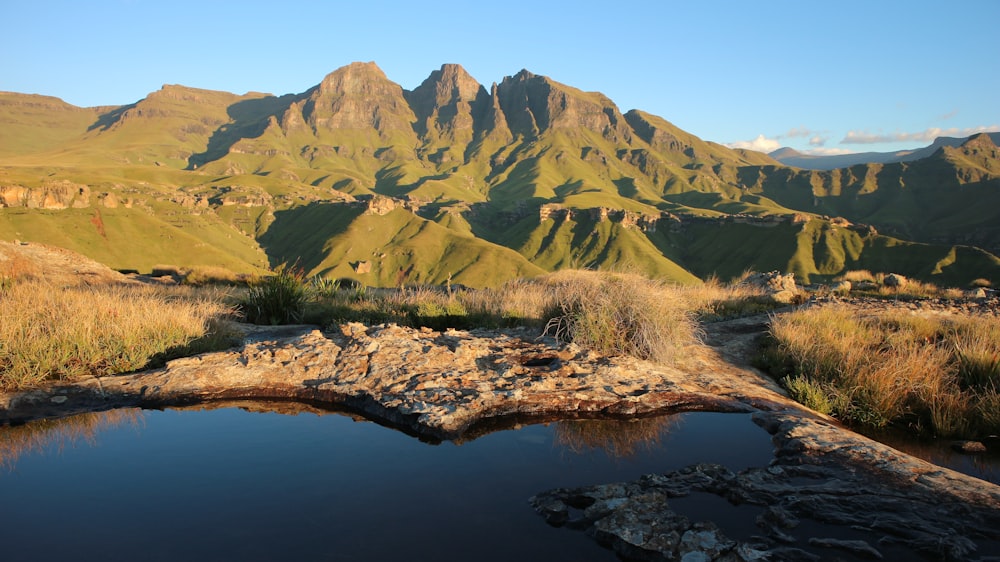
[783,375,835,415]
[240,265,311,325]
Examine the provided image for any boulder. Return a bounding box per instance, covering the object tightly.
[831,280,852,294]
[951,440,988,454]
[883,273,907,288]
[740,271,802,304]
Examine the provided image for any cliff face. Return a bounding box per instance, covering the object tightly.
[302,62,417,134]
[0,182,91,209]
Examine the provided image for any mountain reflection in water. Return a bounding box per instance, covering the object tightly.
[0,406,775,562]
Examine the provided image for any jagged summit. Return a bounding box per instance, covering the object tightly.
[406,63,488,140]
[961,132,999,150]
[305,61,414,133]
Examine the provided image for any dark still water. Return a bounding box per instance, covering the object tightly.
[0,407,774,562]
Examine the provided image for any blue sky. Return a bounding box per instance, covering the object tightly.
[3,0,998,155]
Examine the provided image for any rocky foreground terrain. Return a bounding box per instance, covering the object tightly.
[1,313,998,560]
[2,241,999,560]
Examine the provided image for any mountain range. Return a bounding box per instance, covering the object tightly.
[769,133,1000,170]
[2,62,998,287]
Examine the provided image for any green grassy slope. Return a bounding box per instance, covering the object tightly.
[260,204,544,287]
[0,205,268,273]
[0,93,104,157]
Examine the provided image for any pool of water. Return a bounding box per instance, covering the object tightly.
[862,428,1000,485]
[0,406,775,561]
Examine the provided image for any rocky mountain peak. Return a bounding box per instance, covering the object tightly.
[304,61,415,133]
[494,70,630,141]
[961,132,999,151]
[406,64,488,139]
[316,61,389,95]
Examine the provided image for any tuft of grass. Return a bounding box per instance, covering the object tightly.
[682,274,782,320]
[541,270,699,363]
[0,281,238,390]
[764,305,1000,438]
[950,316,1000,389]
[974,388,1000,435]
[181,265,247,286]
[838,270,876,283]
[783,375,836,416]
[240,265,311,325]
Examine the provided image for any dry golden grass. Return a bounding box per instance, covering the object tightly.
[838,270,877,283]
[538,270,700,363]
[767,305,1000,437]
[181,265,248,286]
[305,270,772,363]
[0,280,238,390]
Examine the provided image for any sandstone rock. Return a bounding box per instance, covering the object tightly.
[740,271,802,305]
[807,538,882,559]
[952,440,988,454]
[830,280,852,294]
[366,195,400,216]
[883,273,907,288]
[352,261,371,274]
[968,288,988,299]
[740,271,798,293]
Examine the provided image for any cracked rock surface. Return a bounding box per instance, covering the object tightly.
[0,321,781,438]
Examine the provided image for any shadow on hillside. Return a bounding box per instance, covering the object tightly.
[186,93,303,170]
[88,103,138,132]
[258,202,365,272]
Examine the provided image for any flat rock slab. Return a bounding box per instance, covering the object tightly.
[2,320,999,560]
[0,322,786,439]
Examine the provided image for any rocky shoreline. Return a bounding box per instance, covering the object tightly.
[2,317,999,560]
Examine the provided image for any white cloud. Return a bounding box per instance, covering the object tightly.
[725,134,781,153]
[938,109,959,121]
[808,135,827,147]
[841,125,1000,145]
[800,147,855,156]
[784,127,813,138]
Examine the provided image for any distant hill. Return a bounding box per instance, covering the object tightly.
[2,63,999,288]
[770,133,1000,170]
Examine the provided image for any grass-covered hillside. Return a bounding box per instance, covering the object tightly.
[2,62,999,287]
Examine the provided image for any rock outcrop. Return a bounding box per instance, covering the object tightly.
[738,271,803,305]
[0,322,785,438]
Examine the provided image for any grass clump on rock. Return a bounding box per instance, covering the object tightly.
[240,265,311,325]
[541,270,700,364]
[764,305,1000,438]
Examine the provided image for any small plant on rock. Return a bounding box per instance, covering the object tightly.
[240,264,310,325]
